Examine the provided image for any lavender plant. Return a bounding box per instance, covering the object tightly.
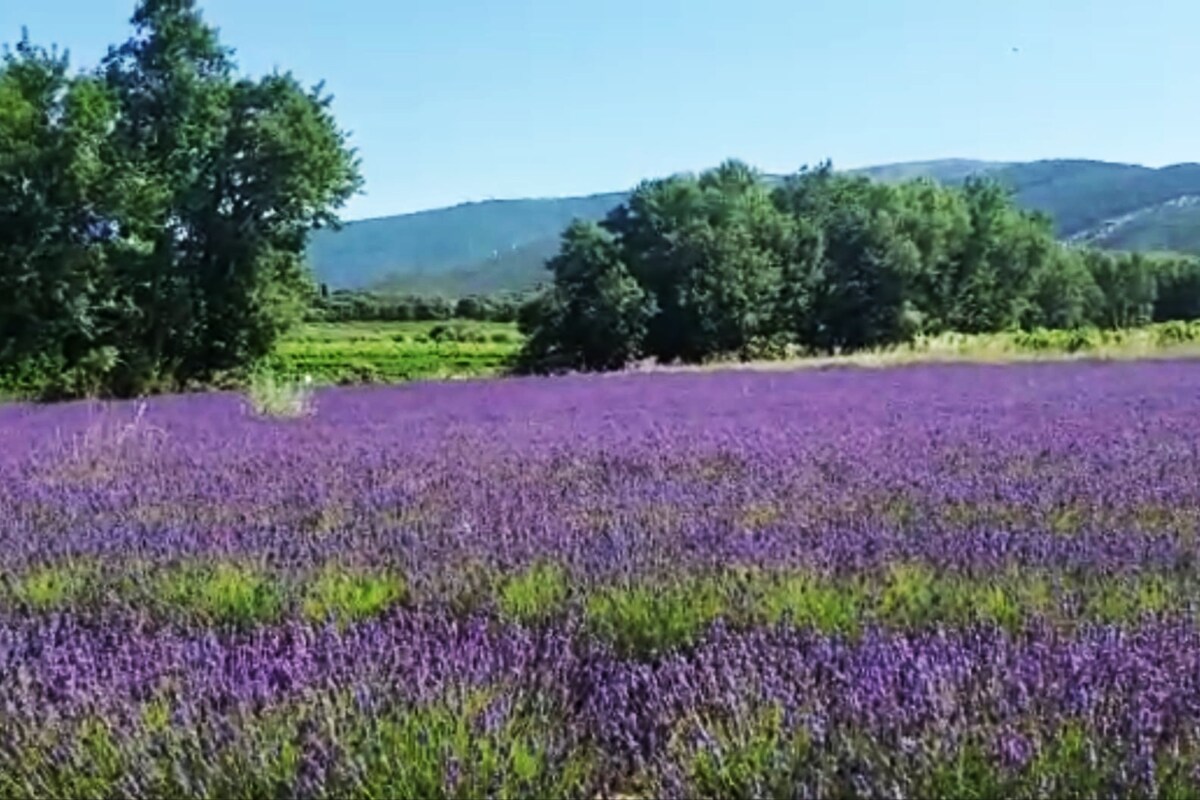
[3,361,1200,795]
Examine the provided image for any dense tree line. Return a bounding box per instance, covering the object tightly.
[308,289,527,324]
[519,161,1200,371]
[0,1,359,397]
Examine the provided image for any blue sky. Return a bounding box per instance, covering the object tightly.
[3,0,1196,220]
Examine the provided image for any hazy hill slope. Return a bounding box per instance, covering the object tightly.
[994,160,1200,236]
[1074,197,1200,253]
[372,236,562,296]
[854,158,1007,184]
[310,159,1200,294]
[311,159,1004,291]
[310,192,624,288]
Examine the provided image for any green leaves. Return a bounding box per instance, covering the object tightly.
[521,158,1183,373]
[0,1,361,399]
[0,37,121,388]
[302,565,407,626]
[498,562,569,626]
[519,220,654,372]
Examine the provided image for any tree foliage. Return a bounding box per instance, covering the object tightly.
[520,161,1200,372]
[518,220,654,371]
[0,1,360,397]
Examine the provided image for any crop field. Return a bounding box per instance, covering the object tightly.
[266,321,522,384]
[263,319,1200,392]
[4,361,1200,796]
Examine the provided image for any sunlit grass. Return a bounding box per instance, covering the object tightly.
[244,370,313,418]
[11,560,99,611]
[3,557,1195,638]
[582,564,1198,654]
[497,562,569,626]
[153,562,286,628]
[336,693,593,798]
[0,692,595,800]
[302,565,407,625]
[681,704,812,799]
[678,710,1200,800]
[585,577,729,658]
[754,572,864,634]
[646,321,1200,374]
[2,717,124,800]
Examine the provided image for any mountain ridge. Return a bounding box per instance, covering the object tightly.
[311,158,1200,295]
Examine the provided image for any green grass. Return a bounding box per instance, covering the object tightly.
[679,706,1200,800]
[3,717,125,800]
[754,571,865,634]
[581,565,1196,658]
[152,562,286,628]
[338,693,592,798]
[3,560,409,629]
[585,577,730,658]
[655,320,1200,374]
[683,703,811,799]
[265,320,522,385]
[0,691,596,800]
[497,562,569,625]
[302,565,407,625]
[244,370,314,417]
[2,557,1195,640]
[11,560,99,611]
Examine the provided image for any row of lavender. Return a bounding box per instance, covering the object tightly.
[3,362,1200,796]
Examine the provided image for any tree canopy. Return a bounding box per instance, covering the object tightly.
[0,0,360,397]
[520,161,1200,372]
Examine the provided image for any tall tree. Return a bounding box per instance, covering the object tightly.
[947,179,1058,333]
[0,34,123,395]
[519,220,654,372]
[1152,255,1200,323]
[811,207,921,351]
[604,174,707,360]
[775,168,923,350]
[98,0,360,391]
[604,160,794,362]
[1025,247,1101,330]
[100,0,233,387]
[1085,250,1157,329]
[185,71,362,376]
[890,178,971,333]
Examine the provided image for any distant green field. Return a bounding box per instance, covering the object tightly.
[269,319,1200,389]
[8,319,1200,400]
[265,321,523,384]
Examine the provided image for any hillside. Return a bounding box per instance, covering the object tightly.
[853,158,1009,184]
[1070,196,1200,253]
[310,158,1200,294]
[990,160,1200,236]
[309,192,624,289]
[371,236,561,296]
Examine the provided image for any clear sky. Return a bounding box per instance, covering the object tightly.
[3,0,1196,220]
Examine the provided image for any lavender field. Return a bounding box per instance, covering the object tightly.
[4,362,1200,797]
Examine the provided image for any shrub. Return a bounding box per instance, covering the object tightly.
[585,578,727,658]
[739,334,797,362]
[154,563,285,628]
[754,572,863,634]
[11,561,99,611]
[338,361,382,385]
[1154,320,1200,347]
[245,371,313,418]
[303,566,407,625]
[497,562,569,625]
